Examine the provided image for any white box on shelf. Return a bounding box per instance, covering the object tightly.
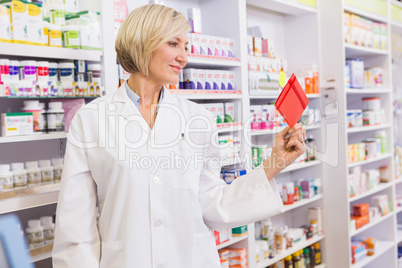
[1,113,34,136]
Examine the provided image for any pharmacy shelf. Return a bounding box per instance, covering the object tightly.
[3,95,98,99]
[280,160,321,174]
[169,90,242,100]
[247,0,316,15]
[30,244,53,263]
[256,235,325,268]
[343,4,388,23]
[351,240,394,268]
[395,177,402,184]
[347,153,392,168]
[347,124,391,133]
[249,93,320,99]
[0,42,102,61]
[345,88,391,94]
[248,124,321,136]
[349,212,394,237]
[186,55,241,68]
[344,43,389,58]
[216,235,248,250]
[283,194,323,213]
[396,230,402,244]
[349,182,393,203]
[0,184,60,214]
[0,132,66,143]
[216,123,243,133]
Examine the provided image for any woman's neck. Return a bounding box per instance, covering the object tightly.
[127,73,162,109]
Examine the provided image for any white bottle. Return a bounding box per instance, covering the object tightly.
[26,219,44,249]
[25,161,42,187]
[22,100,43,132]
[47,102,65,132]
[11,162,27,190]
[39,102,48,133]
[0,164,13,192]
[40,216,55,245]
[51,158,63,183]
[39,160,54,185]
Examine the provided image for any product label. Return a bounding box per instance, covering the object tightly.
[26,231,44,249]
[1,176,13,191]
[41,170,54,184]
[28,3,40,16]
[49,30,62,47]
[54,169,62,182]
[44,228,54,244]
[13,1,27,13]
[27,171,41,186]
[13,174,27,188]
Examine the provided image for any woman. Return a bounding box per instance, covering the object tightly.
[52,4,306,268]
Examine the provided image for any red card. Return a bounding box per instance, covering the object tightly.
[275,73,309,128]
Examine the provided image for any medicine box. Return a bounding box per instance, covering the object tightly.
[228,248,247,259]
[253,36,262,56]
[66,11,102,50]
[224,102,235,123]
[232,225,247,237]
[183,68,197,89]
[3,0,29,43]
[371,194,389,216]
[308,207,324,235]
[1,112,33,136]
[27,2,43,45]
[187,8,202,34]
[218,248,229,261]
[189,33,201,54]
[0,3,11,42]
[353,203,369,216]
[351,214,370,229]
[196,69,205,89]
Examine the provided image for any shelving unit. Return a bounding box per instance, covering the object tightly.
[256,235,325,268]
[216,235,248,250]
[320,0,399,266]
[0,43,103,61]
[0,133,67,144]
[283,194,323,213]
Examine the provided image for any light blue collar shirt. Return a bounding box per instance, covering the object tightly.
[125,81,164,112]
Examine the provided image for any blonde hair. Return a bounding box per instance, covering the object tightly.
[115,4,190,75]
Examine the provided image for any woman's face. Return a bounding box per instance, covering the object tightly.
[148,33,189,86]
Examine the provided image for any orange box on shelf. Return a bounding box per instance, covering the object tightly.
[351,214,370,229]
[353,203,370,216]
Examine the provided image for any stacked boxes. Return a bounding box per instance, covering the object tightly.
[182,69,235,90]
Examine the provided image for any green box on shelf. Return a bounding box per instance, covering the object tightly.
[391,4,402,23]
[345,0,387,17]
[297,0,316,8]
[232,225,247,237]
[65,11,102,51]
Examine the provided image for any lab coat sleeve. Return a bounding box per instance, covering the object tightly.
[199,120,284,231]
[52,112,100,268]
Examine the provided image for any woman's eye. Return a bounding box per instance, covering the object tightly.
[169,42,178,47]
[185,46,189,52]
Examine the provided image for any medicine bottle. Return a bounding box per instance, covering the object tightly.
[40,216,55,245]
[39,160,54,185]
[47,102,65,132]
[26,219,44,249]
[25,161,42,187]
[274,227,284,254]
[314,243,322,265]
[284,255,293,268]
[51,158,63,183]
[11,162,27,190]
[0,164,13,192]
[39,102,48,132]
[23,100,43,132]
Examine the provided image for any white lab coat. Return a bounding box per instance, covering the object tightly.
[52,83,284,268]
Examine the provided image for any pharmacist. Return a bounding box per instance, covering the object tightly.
[52,4,306,268]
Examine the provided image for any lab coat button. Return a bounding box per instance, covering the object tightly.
[154,220,162,228]
[153,176,160,183]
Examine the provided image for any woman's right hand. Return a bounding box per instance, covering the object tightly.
[263,123,306,180]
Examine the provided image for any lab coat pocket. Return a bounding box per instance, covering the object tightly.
[100,241,124,268]
[192,231,220,268]
[173,140,200,190]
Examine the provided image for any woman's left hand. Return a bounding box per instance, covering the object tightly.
[263,123,306,179]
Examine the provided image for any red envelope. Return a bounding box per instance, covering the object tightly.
[275,73,309,128]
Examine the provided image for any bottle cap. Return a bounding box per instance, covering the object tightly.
[0,164,10,172]
[51,158,63,166]
[23,100,40,108]
[314,243,320,249]
[28,219,41,228]
[11,163,24,171]
[25,161,39,169]
[39,160,51,167]
[37,61,49,67]
[40,216,53,225]
[9,60,19,66]
[304,248,310,254]
[49,102,63,110]
[49,62,58,69]
[285,256,292,261]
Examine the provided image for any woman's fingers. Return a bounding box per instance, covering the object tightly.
[288,123,303,134]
